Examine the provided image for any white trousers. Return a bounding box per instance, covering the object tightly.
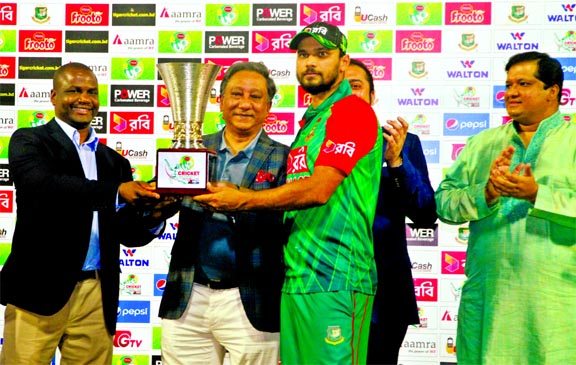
[161,284,279,365]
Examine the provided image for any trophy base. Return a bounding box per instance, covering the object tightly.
[155,148,217,195]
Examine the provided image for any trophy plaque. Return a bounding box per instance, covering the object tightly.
[156,62,222,195]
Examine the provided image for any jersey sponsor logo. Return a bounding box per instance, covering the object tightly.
[323,139,356,157]
[287,146,309,176]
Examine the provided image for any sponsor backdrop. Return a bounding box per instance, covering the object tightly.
[0,0,575,364]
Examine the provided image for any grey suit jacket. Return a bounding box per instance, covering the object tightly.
[159,129,290,332]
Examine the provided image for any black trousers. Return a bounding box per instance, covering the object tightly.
[367,319,409,365]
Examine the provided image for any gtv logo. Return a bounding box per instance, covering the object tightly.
[113,330,143,348]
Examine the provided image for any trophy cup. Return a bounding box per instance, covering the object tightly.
[156,62,222,195]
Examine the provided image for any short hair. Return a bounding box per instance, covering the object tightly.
[505,51,563,102]
[53,62,95,88]
[219,61,277,103]
[349,58,374,97]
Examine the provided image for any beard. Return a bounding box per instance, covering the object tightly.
[298,68,339,95]
[300,79,334,95]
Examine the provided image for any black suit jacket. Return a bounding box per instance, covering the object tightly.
[0,119,160,335]
[372,132,437,326]
[159,129,289,332]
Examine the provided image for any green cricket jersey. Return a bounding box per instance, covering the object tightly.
[283,80,382,295]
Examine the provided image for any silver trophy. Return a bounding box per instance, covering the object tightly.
[155,62,222,195]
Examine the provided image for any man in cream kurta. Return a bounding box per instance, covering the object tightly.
[435,51,576,365]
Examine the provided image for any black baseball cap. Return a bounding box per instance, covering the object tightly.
[289,21,347,54]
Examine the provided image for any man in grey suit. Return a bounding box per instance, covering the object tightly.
[159,61,290,365]
[0,62,180,365]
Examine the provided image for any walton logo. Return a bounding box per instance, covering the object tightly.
[120,249,150,267]
[446,60,488,79]
[496,32,538,51]
[510,32,525,41]
[411,88,425,96]
[123,249,137,257]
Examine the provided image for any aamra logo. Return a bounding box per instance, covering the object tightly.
[163,155,200,185]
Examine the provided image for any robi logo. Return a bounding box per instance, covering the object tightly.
[441,251,466,275]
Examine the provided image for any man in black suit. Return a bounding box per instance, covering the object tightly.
[346,59,438,364]
[0,62,180,364]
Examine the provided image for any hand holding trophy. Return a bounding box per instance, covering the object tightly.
[156,62,222,195]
